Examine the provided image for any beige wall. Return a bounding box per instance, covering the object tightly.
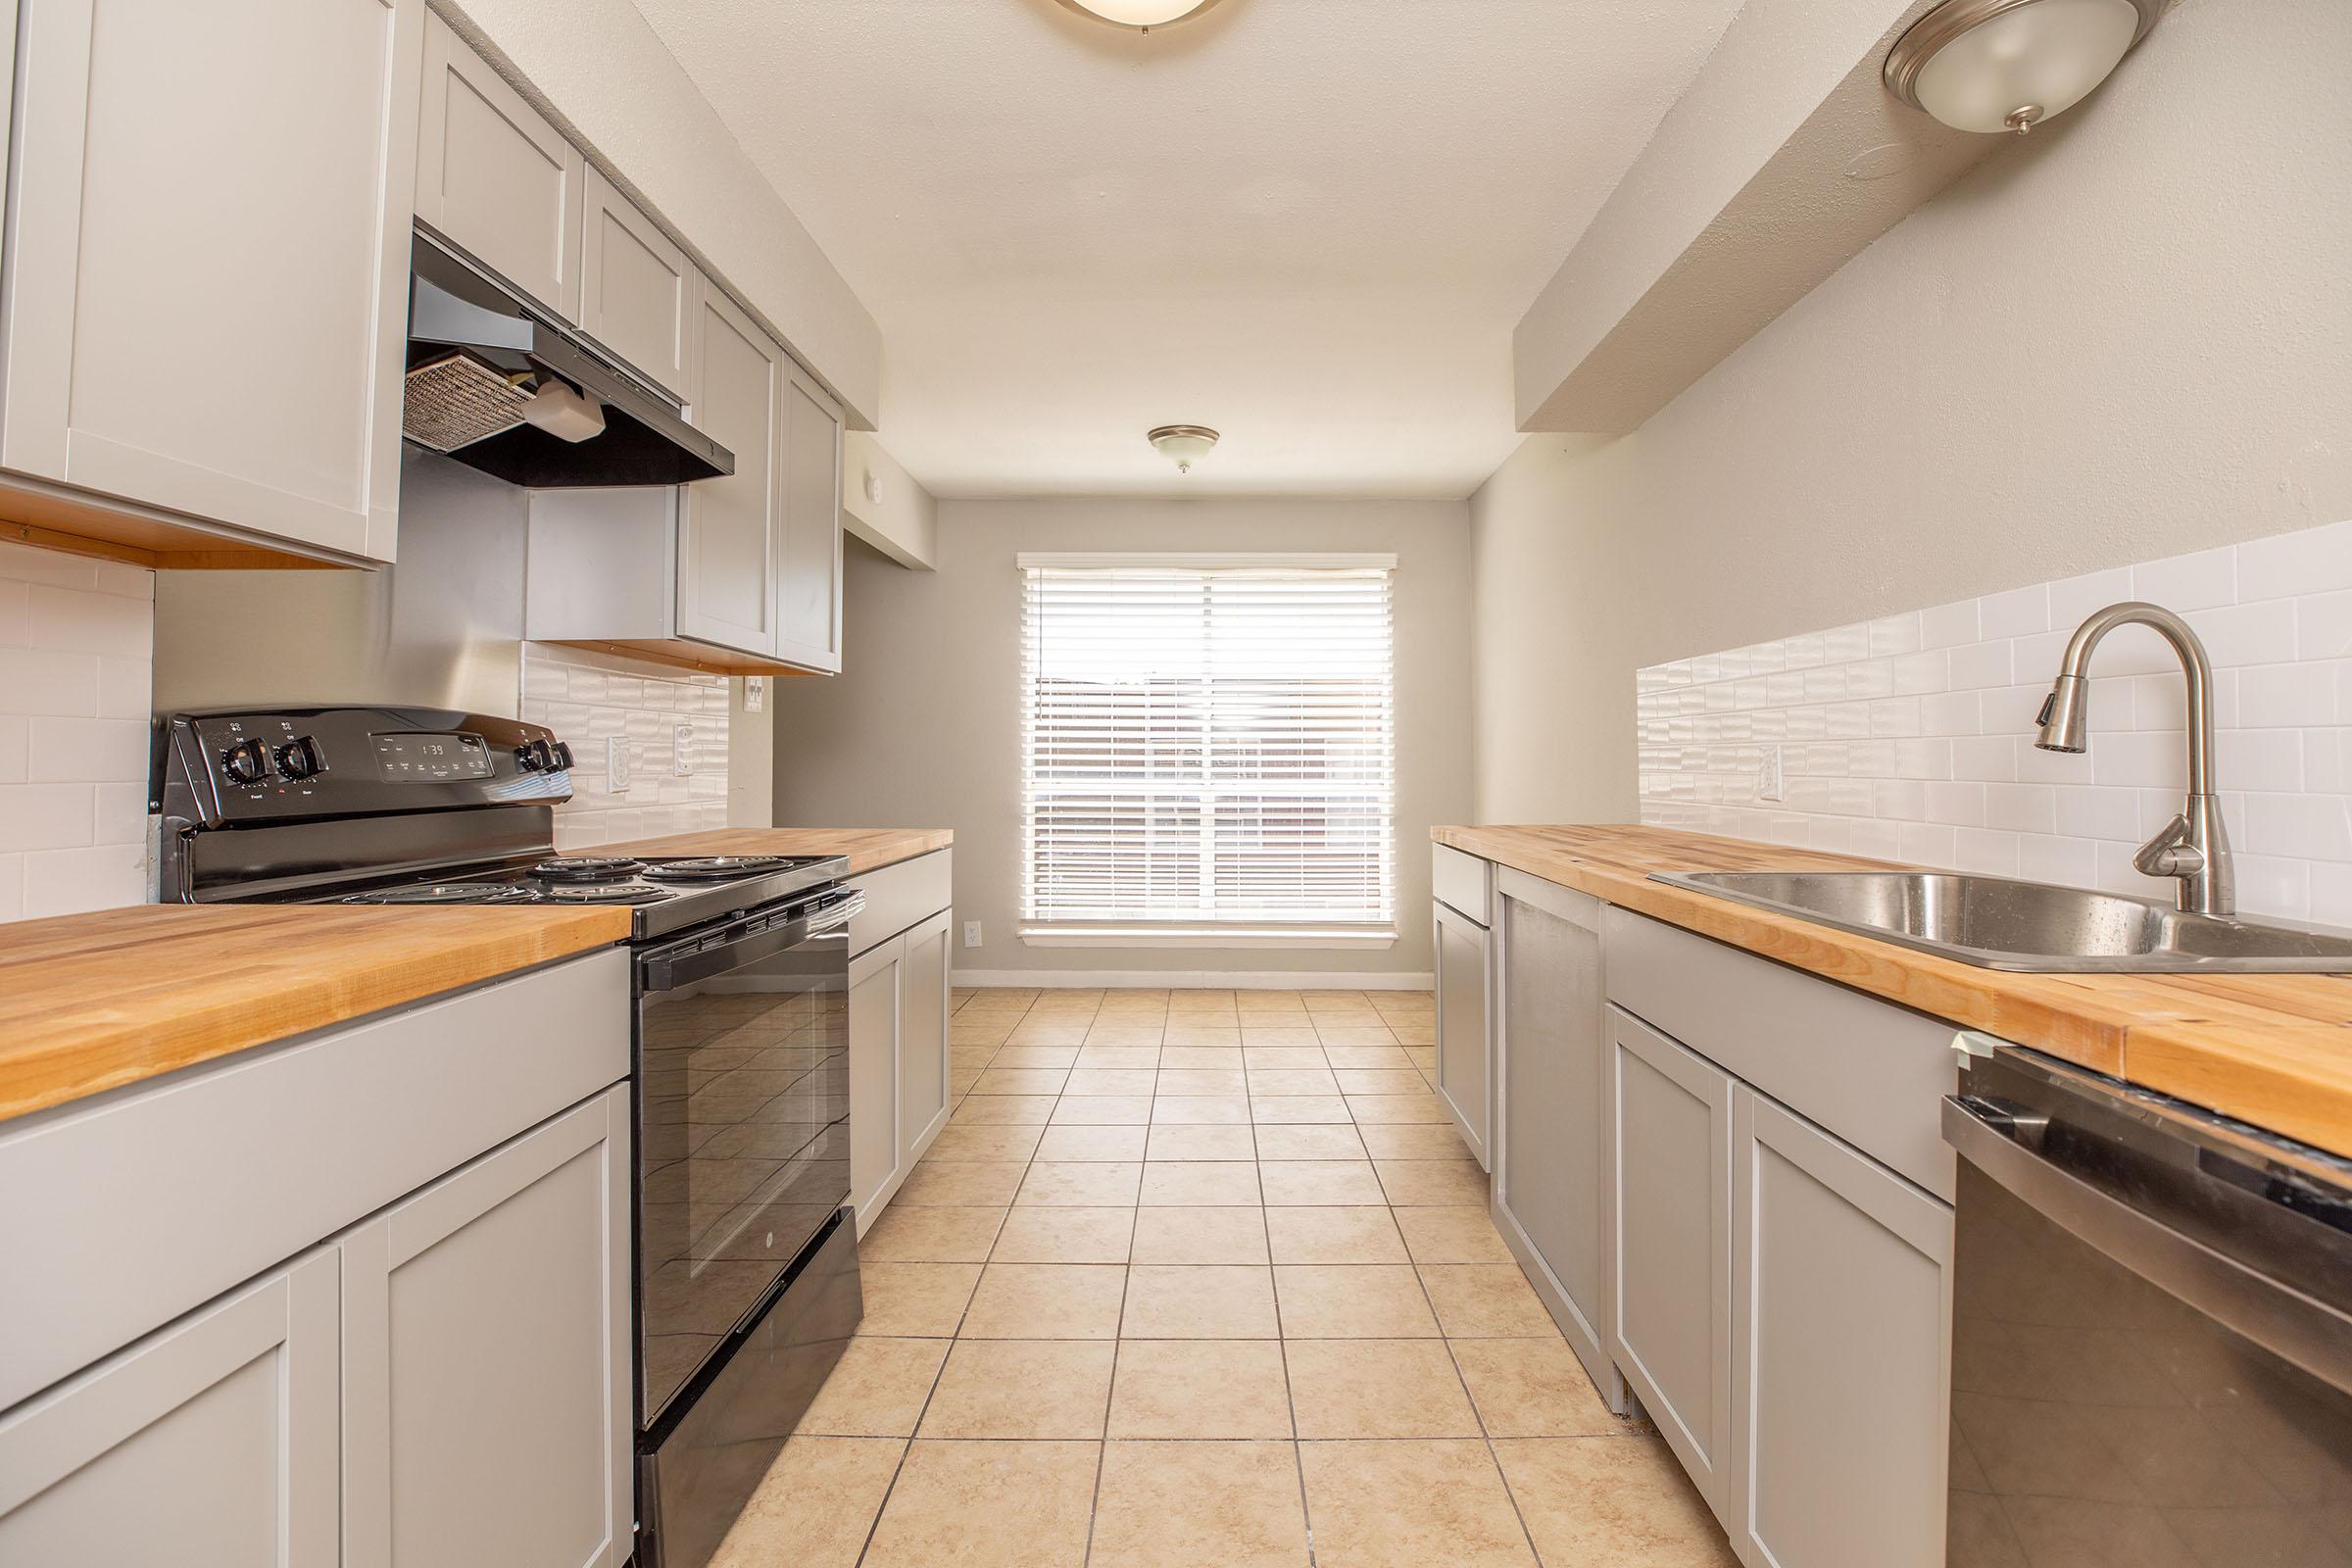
[769,499,1474,979]
[1471,0,2352,824]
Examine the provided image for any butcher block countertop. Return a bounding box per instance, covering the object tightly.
[1437,824,2352,1161]
[0,903,632,1125]
[595,826,953,874]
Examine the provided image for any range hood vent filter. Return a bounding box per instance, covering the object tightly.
[402,351,531,452]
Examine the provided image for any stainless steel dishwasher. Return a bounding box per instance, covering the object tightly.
[1943,1049,2352,1564]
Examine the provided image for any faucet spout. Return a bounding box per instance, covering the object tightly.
[2034,601,2231,916]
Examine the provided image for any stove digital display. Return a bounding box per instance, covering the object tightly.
[372,731,493,781]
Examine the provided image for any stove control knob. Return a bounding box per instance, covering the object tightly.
[274,736,323,780]
[549,740,576,771]
[514,739,553,772]
[220,737,272,785]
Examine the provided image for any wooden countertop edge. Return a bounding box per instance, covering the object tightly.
[1434,823,2352,1159]
[0,906,632,1124]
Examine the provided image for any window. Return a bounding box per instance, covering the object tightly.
[1019,553,1397,946]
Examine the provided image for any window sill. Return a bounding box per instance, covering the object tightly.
[1020,927,1398,952]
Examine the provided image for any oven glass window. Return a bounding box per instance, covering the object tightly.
[637,937,850,1423]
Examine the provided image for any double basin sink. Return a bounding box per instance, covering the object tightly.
[1651,870,2352,973]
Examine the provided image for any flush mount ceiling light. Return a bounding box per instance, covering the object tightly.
[1885,0,2160,136]
[1148,424,1218,473]
[1055,0,1224,30]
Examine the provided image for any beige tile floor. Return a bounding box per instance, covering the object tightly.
[712,986,1737,1568]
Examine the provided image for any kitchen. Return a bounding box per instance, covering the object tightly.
[0,0,2346,1564]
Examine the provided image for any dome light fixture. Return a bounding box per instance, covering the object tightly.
[1055,0,1223,31]
[1885,0,2160,137]
[1148,424,1218,474]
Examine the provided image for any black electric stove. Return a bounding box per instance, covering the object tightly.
[151,706,846,938]
[154,706,864,1568]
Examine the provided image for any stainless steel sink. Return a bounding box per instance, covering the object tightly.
[1650,869,2352,973]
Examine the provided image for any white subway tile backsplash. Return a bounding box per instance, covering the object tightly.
[1978,584,2049,640]
[1636,519,2352,924]
[2131,545,2235,612]
[0,550,155,921]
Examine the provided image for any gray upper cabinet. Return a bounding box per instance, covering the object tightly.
[1433,896,1493,1169]
[342,1085,633,1568]
[775,368,845,673]
[1610,1004,1734,1522]
[414,7,583,321]
[0,1250,341,1567]
[1492,867,1616,1399]
[1730,1087,1952,1568]
[676,285,783,658]
[0,0,423,562]
[579,165,700,404]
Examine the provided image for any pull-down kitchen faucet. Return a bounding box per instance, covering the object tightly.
[2034,601,2232,916]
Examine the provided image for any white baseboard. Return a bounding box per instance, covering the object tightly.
[952,967,1435,991]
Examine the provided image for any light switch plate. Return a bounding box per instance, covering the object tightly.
[607,737,631,793]
[673,723,694,777]
[743,676,765,713]
[1758,744,1785,803]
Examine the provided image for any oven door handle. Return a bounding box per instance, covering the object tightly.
[640,890,864,991]
[1943,1094,2352,1393]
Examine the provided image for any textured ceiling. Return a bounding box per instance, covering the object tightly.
[632,0,1744,497]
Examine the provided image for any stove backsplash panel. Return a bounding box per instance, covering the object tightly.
[521,643,729,852]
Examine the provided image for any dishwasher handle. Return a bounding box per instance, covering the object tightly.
[1944,1094,2352,1393]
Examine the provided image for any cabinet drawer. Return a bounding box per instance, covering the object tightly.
[1432,843,1491,925]
[0,951,629,1409]
[1602,907,1957,1200]
[850,850,953,957]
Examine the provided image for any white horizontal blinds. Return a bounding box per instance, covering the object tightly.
[1022,558,1396,930]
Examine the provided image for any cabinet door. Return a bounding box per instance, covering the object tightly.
[676,286,781,657]
[414,7,583,320]
[342,1086,631,1568]
[579,166,698,402]
[0,1250,339,1566]
[1432,900,1492,1168]
[1494,876,1613,1395]
[849,934,906,1231]
[1,0,422,560]
[898,907,954,1167]
[774,367,844,673]
[1609,1005,1734,1520]
[1731,1087,1951,1568]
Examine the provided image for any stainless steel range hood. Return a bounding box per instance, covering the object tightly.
[405,230,732,488]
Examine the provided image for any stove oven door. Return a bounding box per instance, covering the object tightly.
[633,890,860,1429]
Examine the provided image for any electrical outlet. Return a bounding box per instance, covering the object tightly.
[743,677,765,713]
[1758,744,1785,803]
[607,737,631,793]
[672,723,694,777]
[962,920,982,949]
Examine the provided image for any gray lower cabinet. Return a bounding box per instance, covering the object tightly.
[898,908,954,1162]
[1730,1087,1952,1568]
[0,1250,341,1567]
[1491,867,1617,1401]
[1609,1004,1734,1519]
[341,1084,633,1568]
[1432,897,1493,1169]
[850,899,956,1232]
[848,933,906,1228]
[0,953,632,1565]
